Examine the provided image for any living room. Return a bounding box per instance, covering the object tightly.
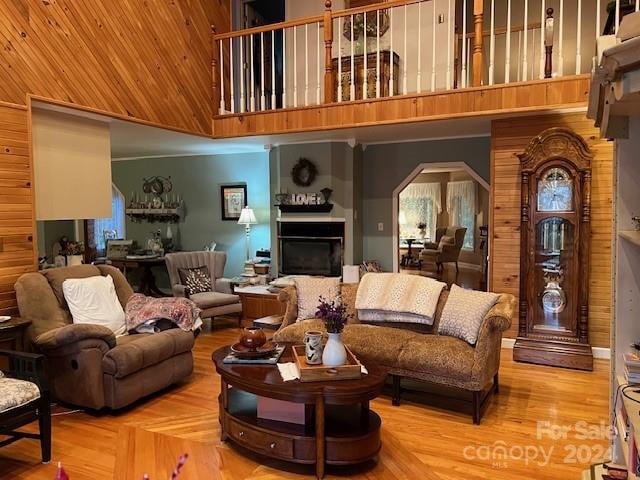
[1,1,639,480]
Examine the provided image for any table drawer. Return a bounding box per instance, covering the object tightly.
[227,416,294,460]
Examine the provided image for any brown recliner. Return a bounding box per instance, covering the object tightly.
[15,264,195,410]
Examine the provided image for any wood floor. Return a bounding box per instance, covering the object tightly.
[0,318,609,480]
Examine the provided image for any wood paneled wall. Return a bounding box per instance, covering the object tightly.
[0,102,36,316]
[0,0,231,136]
[490,113,614,348]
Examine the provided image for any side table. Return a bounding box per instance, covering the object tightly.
[0,317,31,351]
[234,285,286,321]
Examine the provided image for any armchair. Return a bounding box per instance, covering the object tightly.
[419,226,467,273]
[165,251,242,325]
[0,349,51,463]
[15,265,195,410]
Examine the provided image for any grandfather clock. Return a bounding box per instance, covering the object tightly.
[513,127,593,371]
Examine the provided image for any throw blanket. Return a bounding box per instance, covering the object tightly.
[125,294,202,333]
[355,273,446,325]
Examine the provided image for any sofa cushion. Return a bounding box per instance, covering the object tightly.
[189,291,239,309]
[42,265,102,307]
[102,329,194,378]
[438,285,499,344]
[397,335,476,382]
[294,277,340,321]
[343,324,420,367]
[0,377,40,413]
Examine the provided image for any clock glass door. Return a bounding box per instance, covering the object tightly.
[533,217,575,334]
[537,167,573,212]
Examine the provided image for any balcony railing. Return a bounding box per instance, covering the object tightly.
[212,0,637,116]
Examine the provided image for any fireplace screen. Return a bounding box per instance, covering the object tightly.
[279,238,343,276]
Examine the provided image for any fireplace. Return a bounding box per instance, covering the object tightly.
[278,221,344,276]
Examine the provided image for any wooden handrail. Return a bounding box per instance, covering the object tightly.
[212,14,324,41]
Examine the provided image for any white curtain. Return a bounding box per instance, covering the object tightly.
[92,185,126,253]
[399,182,442,240]
[446,181,476,249]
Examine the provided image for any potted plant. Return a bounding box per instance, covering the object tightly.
[61,241,85,266]
[316,296,351,367]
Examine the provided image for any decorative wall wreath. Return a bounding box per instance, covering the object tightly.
[291,158,318,187]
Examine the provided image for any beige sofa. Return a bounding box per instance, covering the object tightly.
[273,282,515,424]
[15,265,195,410]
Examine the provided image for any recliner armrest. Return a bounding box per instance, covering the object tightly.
[215,277,233,294]
[172,284,189,298]
[35,324,116,351]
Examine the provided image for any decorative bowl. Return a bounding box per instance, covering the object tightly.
[239,327,267,351]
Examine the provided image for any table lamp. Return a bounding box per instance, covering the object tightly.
[238,206,257,262]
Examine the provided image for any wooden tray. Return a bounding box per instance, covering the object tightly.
[292,345,362,382]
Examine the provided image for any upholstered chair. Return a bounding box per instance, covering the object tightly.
[15,265,195,410]
[164,251,242,323]
[419,226,467,273]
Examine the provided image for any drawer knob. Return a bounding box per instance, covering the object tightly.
[239,431,245,437]
[270,442,276,449]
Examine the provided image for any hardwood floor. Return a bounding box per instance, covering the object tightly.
[0,318,609,479]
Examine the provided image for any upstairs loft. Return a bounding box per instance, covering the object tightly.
[211,0,633,138]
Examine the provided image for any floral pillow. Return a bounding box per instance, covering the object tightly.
[178,266,212,295]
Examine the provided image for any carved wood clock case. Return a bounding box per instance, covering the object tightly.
[513,128,594,371]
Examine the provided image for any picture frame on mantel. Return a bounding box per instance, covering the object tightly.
[220,184,247,221]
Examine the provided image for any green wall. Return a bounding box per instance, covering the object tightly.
[37,220,76,262]
[112,152,271,278]
[361,136,491,271]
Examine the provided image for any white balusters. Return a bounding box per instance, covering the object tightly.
[260,32,266,110]
[576,0,582,74]
[405,4,409,95]
[219,40,225,113]
[637,0,639,13]
[271,30,276,109]
[250,34,256,112]
[522,0,528,81]
[317,22,321,105]
[461,0,467,89]
[558,0,564,76]
[539,0,546,79]
[376,9,381,98]
[304,24,309,106]
[230,37,235,113]
[615,0,621,32]
[350,14,355,101]
[389,8,394,97]
[293,26,298,108]
[430,2,437,91]
[596,0,601,39]
[338,17,342,102]
[417,2,422,93]
[282,29,287,109]
[239,36,245,113]
[466,37,471,87]
[446,0,452,90]
[505,0,511,84]
[363,11,368,99]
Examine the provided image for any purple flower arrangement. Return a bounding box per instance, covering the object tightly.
[315,296,351,334]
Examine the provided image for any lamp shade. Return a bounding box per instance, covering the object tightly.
[238,206,257,225]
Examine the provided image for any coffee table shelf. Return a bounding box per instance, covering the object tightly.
[213,344,384,479]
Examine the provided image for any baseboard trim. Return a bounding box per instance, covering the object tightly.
[501,338,610,360]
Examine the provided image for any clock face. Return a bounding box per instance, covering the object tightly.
[537,167,573,212]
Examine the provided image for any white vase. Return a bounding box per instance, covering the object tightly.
[322,333,347,367]
[66,255,83,266]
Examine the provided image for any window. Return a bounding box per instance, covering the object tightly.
[399,183,442,241]
[88,185,126,254]
[447,181,476,249]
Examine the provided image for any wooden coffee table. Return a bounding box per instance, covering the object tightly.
[212,345,385,479]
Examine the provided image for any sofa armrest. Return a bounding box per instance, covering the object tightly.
[215,277,233,294]
[172,284,189,298]
[34,324,116,352]
[483,294,515,333]
[275,286,299,332]
[422,241,439,250]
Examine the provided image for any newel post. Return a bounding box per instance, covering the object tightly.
[323,0,335,104]
[472,0,484,87]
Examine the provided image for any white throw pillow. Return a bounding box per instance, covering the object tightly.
[294,277,341,322]
[438,284,499,345]
[62,275,127,336]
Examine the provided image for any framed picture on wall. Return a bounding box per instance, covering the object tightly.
[220,184,247,221]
